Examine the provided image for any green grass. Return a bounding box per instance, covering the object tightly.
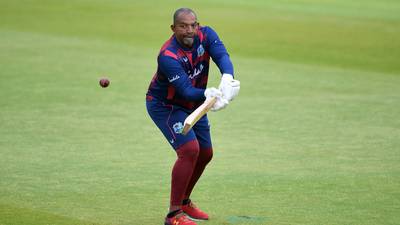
[1,0,399,225]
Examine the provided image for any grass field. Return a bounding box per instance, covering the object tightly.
[1,0,400,225]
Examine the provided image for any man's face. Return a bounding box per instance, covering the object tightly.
[171,12,199,48]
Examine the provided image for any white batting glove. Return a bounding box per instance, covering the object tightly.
[204,87,222,99]
[218,73,240,101]
[211,97,229,112]
[204,87,229,112]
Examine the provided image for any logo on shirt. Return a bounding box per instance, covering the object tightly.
[168,75,180,83]
[197,44,205,57]
[188,64,204,79]
[172,122,184,134]
[182,57,189,62]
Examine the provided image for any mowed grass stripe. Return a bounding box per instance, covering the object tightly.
[0,204,100,225]
[1,0,399,74]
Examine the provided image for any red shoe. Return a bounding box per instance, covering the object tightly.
[164,211,197,225]
[182,200,209,220]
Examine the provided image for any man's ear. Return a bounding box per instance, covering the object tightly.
[170,24,174,32]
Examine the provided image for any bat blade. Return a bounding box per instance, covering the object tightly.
[182,97,217,135]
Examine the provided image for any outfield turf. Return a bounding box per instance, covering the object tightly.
[1,1,399,225]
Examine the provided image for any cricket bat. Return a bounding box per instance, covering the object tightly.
[181,97,217,135]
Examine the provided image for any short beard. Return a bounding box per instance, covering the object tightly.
[182,37,194,47]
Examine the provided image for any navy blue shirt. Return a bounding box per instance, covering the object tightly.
[146,26,234,110]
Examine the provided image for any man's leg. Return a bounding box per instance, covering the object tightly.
[183,147,213,200]
[181,115,213,220]
[146,99,200,224]
[181,147,212,220]
[169,140,200,212]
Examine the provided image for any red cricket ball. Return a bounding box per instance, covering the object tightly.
[99,78,110,88]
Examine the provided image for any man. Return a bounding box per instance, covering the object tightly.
[146,8,240,225]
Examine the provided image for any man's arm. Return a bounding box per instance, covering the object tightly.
[159,53,228,111]
[205,27,234,76]
[205,27,240,101]
[158,54,205,101]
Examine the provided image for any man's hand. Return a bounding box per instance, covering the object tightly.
[204,87,229,111]
[218,73,240,101]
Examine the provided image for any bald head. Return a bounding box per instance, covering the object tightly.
[173,8,197,25]
[171,8,199,48]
